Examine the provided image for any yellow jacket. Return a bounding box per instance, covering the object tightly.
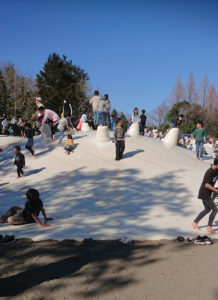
[65,139,74,147]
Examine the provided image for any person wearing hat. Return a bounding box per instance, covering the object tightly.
[35,97,43,107]
[192,157,218,234]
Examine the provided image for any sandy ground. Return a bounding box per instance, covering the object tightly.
[0,131,215,240]
[1,238,218,300]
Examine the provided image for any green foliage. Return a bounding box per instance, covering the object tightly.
[165,101,190,123]
[111,109,118,120]
[119,112,128,131]
[36,53,92,124]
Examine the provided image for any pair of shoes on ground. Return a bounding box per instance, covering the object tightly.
[0,235,16,245]
[193,235,213,245]
[176,235,213,245]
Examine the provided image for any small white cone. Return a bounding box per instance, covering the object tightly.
[163,128,179,149]
[96,126,110,142]
[128,122,140,137]
[81,122,90,132]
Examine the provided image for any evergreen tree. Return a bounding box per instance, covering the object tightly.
[0,70,8,115]
[111,109,118,120]
[36,53,92,124]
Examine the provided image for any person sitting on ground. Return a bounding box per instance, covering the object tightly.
[8,126,14,136]
[114,119,125,161]
[14,145,25,178]
[25,123,35,158]
[0,188,51,227]
[64,134,74,155]
[57,115,70,144]
[192,157,218,234]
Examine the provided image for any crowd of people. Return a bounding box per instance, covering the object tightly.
[0,93,217,233]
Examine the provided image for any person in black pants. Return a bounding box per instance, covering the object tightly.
[14,145,25,178]
[192,157,218,234]
[25,123,35,157]
[114,119,125,161]
[139,110,147,136]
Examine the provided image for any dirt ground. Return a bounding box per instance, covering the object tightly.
[1,239,218,300]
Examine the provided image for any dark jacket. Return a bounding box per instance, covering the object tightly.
[114,126,125,140]
[14,152,25,167]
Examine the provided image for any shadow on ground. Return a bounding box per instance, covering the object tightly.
[0,239,162,298]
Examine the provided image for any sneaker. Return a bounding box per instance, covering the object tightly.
[185,238,193,244]
[0,215,8,223]
[0,235,16,245]
[193,236,205,245]
[202,235,213,245]
[176,236,185,243]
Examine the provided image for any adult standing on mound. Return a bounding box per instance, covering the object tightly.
[192,157,218,234]
[63,99,73,128]
[193,121,207,161]
[89,90,100,129]
[38,106,60,141]
[103,94,111,128]
[171,114,184,128]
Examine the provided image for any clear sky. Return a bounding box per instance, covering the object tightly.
[1,0,218,113]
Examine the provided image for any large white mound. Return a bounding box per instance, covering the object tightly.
[163,128,179,149]
[96,126,110,142]
[0,132,214,241]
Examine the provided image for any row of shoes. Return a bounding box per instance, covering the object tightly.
[0,235,16,244]
[176,235,213,245]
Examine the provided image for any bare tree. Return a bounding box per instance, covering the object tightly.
[186,72,197,103]
[168,77,185,105]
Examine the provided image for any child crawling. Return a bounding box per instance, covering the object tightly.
[0,189,51,227]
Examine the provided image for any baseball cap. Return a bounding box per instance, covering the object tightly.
[36,97,42,102]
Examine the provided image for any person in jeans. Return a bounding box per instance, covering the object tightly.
[103,94,111,128]
[193,121,207,160]
[89,90,100,128]
[192,157,218,234]
[57,115,70,143]
[98,97,107,126]
[14,145,25,178]
[64,134,74,155]
[114,119,125,161]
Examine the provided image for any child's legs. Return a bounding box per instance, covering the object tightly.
[8,215,26,225]
[199,141,203,158]
[17,166,23,177]
[196,141,200,158]
[58,130,64,142]
[2,206,23,220]
[64,145,73,153]
[120,141,125,157]
[115,142,121,160]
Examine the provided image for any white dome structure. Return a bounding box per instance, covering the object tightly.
[128,122,140,137]
[96,125,110,142]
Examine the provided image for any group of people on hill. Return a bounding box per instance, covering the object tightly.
[1,93,218,236]
[0,114,28,137]
[89,90,111,128]
[128,107,147,136]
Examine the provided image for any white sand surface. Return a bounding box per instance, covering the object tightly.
[0,132,215,241]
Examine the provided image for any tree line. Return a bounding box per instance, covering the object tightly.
[149,73,218,137]
[0,55,217,137]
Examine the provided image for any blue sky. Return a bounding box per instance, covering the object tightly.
[1,0,218,113]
